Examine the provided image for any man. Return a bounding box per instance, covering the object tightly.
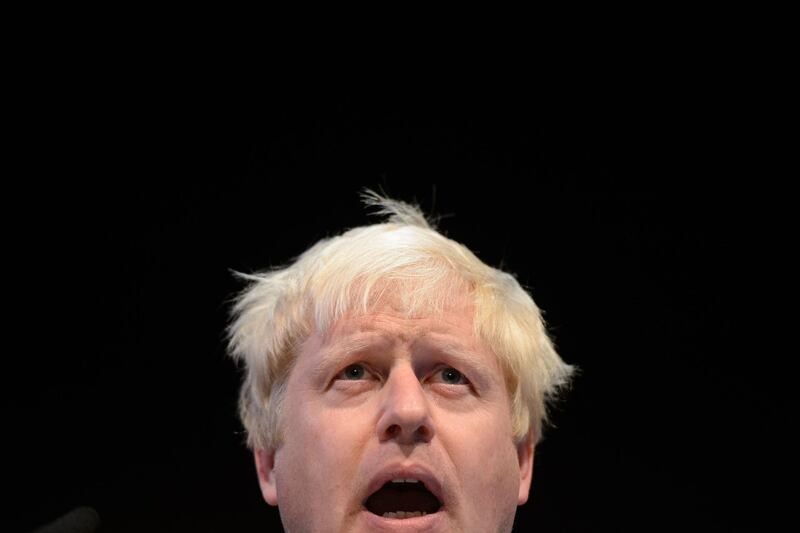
[227,191,575,532]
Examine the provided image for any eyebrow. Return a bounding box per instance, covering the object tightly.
[310,335,389,382]
[414,338,498,388]
[310,333,498,390]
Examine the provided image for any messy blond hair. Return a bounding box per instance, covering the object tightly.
[227,191,574,450]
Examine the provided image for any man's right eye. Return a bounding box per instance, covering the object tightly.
[337,363,369,380]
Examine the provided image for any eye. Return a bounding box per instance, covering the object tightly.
[434,366,470,385]
[336,363,370,381]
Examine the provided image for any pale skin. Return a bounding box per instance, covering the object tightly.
[254,301,535,533]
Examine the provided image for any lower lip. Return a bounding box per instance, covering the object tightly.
[361,508,445,531]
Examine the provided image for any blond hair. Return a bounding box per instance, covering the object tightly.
[227,191,574,450]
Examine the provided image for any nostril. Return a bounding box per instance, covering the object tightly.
[382,422,433,443]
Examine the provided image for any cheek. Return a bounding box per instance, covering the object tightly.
[274,400,373,531]
[450,422,519,482]
[292,397,373,452]
[457,437,520,526]
[441,408,521,511]
[280,398,372,493]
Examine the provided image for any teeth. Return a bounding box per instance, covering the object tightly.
[382,511,427,518]
[390,478,420,483]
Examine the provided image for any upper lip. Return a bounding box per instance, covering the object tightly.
[363,463,446,511]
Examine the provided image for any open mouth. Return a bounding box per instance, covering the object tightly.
[364,478,443,519]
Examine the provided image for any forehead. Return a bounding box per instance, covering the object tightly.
[323,281,476,334]
[301,301,508,390]
[318,295,477,350]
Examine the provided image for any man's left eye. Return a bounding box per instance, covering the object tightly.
[337,363,369,380]
[435,367,469,385]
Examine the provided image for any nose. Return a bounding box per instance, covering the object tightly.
[376,362,435,444]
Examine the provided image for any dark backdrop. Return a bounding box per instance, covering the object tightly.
[7,89,777,532]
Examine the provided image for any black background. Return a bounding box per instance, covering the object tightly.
[6,77,781,532]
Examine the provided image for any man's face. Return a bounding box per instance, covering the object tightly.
[254,300,534,533]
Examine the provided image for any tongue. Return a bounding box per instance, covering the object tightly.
[366,483,441,515]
